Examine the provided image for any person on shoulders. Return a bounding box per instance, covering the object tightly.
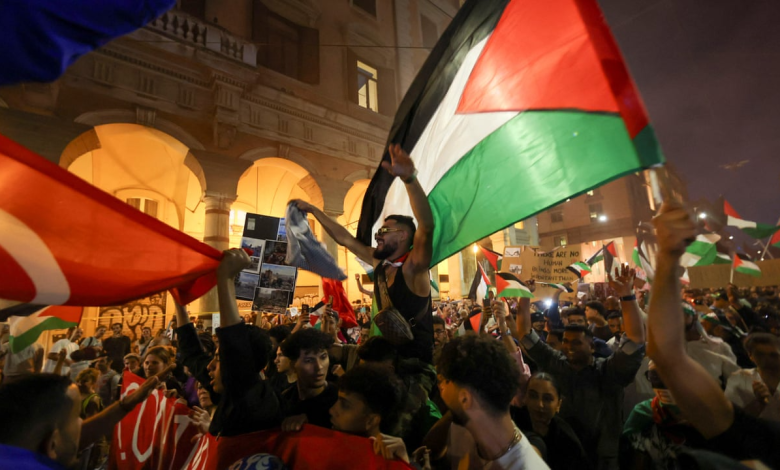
[291,144,435,363]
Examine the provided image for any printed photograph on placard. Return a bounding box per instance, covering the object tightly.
[263,241,288,266]
[234,272,260,300]
[240,238,265,260]
[259,264,297,291]
[242,214,280,240]
[509,264,523,275]
[277,218,287,241]
[245,256,261,273]
[252,287,292,315]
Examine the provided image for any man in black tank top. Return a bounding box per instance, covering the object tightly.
[291,144,435,363]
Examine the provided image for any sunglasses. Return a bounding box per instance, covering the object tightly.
[375,227,404,237]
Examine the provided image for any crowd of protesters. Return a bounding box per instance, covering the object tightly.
[1,148,779,470]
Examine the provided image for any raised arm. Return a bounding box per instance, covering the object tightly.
[355,273,374,296]
[216,248,250,328]
[385,144,434,272]
[648,203,734,438]
[290,200,374,265]
[608,265,645,344]
[515,281,535,337]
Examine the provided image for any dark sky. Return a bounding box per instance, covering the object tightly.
[599,0,780,225]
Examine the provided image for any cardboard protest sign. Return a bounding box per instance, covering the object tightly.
[687,258,780,288]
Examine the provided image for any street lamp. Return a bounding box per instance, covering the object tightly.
[598,215,607,222]
[698,212,707,219]
[472,244,479,254]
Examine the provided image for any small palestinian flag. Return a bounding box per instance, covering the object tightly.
[587,242,617,267]
[479,245,503,271]
[680,234,720,267]
[468,262,492,301]
[771,229,780,249]
[632,239,655,283]
[8,305,82,353]
[724,201,780,239]
[495,272,534,299]
[355,0,664,267]
[733,254,761,278]
[567,261,592,279]
[713,253,731,265]
[538,282,573,293]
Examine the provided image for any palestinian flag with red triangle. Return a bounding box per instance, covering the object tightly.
[356,0,664,265]
[8,306,82,353]
[479,245,503,271]
[724,200,780,240]
[733,253,761,278]
[771,229,780,249]
[495,272,534,299]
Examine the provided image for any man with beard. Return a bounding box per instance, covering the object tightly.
[291,144,435,363]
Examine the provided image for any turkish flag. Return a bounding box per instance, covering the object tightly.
[0,134,221,307]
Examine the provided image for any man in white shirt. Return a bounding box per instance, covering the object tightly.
[683,304,740,387]
[725,332,780,422]
[42,327,82,376]
[428,334,549,469]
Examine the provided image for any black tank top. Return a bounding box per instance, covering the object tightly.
[385,264,434,364]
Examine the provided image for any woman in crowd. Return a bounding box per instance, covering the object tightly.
[76,367,103,419]
[136,326,153,357]
[512,372,589,470]
[143,346,182,396]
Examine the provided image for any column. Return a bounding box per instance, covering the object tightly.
[199,191,236,315]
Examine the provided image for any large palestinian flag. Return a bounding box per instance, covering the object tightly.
[356,0,664,265]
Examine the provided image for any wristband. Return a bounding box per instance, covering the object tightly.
[620,294,637,302]
[402,169,418,184]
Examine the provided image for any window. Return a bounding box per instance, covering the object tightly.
[357,60,379,112]
[127,198,159,218]
[515,221,524,230]
[554,236,567,246]
[586,188,600,197]
[550,211,563,223]
[352,0,377,16]
[589,203,603,221]
[253,2,320,84]
[439,274,449,283]
[421,15,438,49]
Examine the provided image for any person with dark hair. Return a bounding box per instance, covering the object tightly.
[585,301,612,341]
[330,363,411,463]
[93,355,119,406]
[725,332,780,421]
[432,315,448,364]
[279,328,339,430]
[517,266,646,469]
[531,312,548,342]
[269,343,297,396]
[425,334,547,468]
[564,307,587,327]
[358,336,399,366]
[545,329,564,352]
[180,249,282,437]
[291,144,436,364]
[0,368,164,469]
[103,323,131,373]
[512,372,589,470]
[606,312,624,351]
[123,353,141,375]
[268,324,292,351]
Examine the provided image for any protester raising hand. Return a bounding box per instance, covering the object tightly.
[189,406,212,438]
[607,264,636,298]
[382,144,416,181]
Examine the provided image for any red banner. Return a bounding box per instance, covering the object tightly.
[111,371,412,470]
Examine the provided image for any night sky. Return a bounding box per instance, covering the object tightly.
[599,0,780,225]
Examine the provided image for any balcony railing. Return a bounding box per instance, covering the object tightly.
[147,10,257,67]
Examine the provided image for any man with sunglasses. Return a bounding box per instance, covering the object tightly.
[291,144,435,363]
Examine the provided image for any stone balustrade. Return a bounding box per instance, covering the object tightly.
[147,9,257,67]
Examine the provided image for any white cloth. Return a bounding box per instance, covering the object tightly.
[725,368,780,422]
[42,339,79,375]
[285,203,346,280]
[686,339,740,386]
[3,343,42,378]
[448,424,549,469]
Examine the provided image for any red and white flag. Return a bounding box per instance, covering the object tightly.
[0,134,221,307]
